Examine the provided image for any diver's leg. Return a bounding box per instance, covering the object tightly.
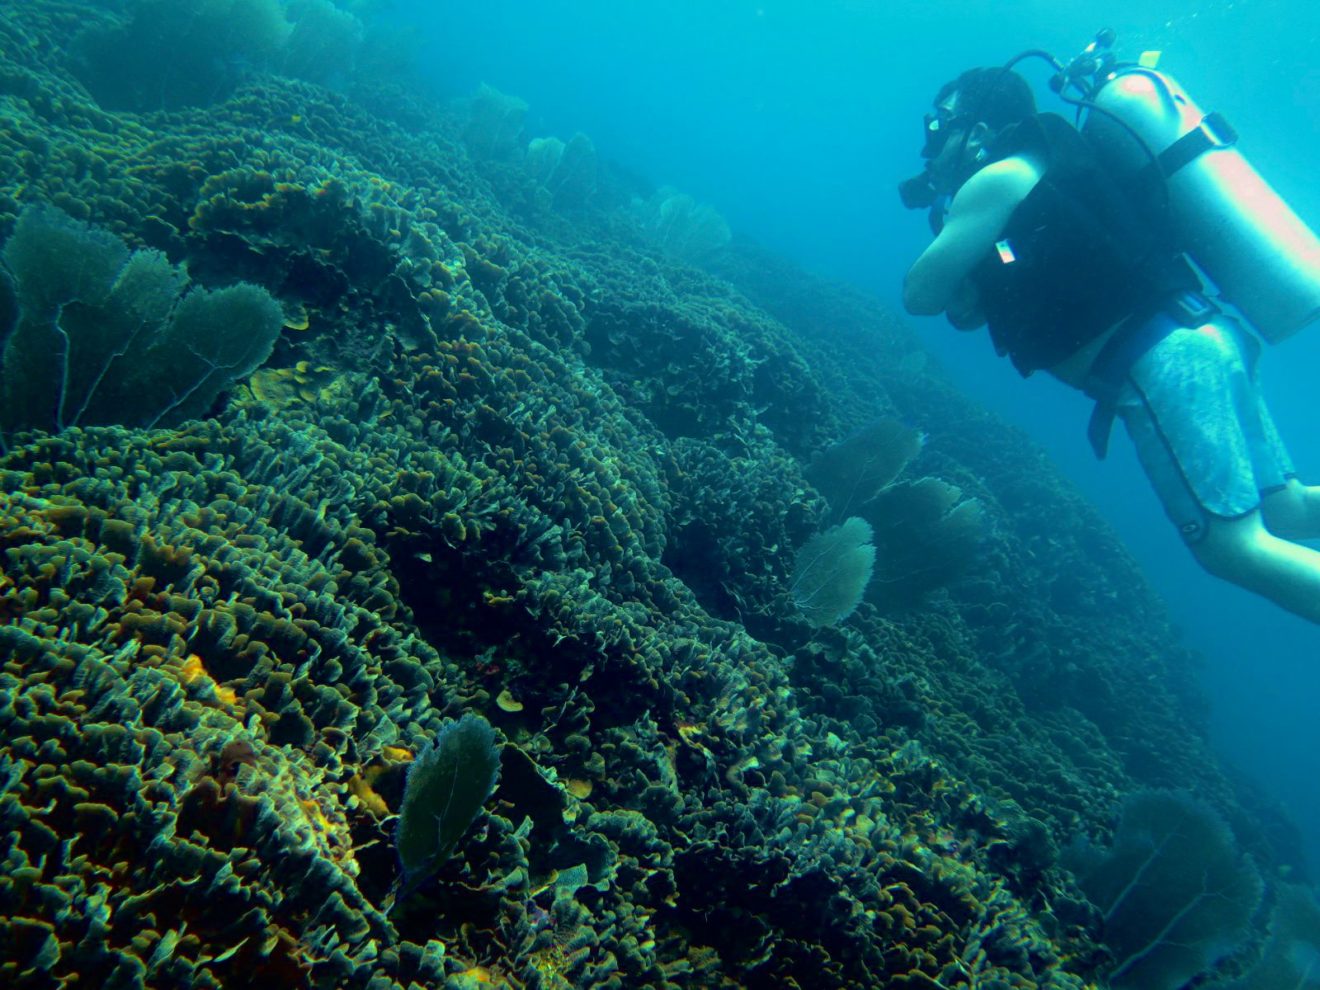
[1261,479,1320,540]
[1112,317,1320,620]
[1233,321,1320,537]
[1192,510,1320,624]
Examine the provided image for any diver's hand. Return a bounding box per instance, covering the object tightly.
[946,279,984,330]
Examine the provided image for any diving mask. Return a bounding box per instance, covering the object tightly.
[922,108,971,160]
[899,107,970,210]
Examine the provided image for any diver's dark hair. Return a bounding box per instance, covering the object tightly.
[936,68,1036,130]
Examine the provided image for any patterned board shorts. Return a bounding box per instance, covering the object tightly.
[1116,316,1295,543]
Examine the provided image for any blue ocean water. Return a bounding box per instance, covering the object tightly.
[412,0,1320,866]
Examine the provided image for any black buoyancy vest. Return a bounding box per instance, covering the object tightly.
[969,113,1200,376]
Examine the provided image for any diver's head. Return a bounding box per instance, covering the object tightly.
[900,67,1036,209]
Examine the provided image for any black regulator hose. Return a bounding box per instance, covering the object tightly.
[1003,48,1065,73]
[1005,40,1165,175]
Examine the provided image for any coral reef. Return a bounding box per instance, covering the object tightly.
[0,2,1303,988]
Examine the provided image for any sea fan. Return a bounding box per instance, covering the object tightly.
[790,517,876,627]
[394,713,501,900]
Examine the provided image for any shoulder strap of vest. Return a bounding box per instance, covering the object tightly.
[992,113,1134,182]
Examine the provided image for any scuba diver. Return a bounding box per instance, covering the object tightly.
[899,35,1320,624]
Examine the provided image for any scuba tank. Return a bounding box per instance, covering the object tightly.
[1068,37,1320,344]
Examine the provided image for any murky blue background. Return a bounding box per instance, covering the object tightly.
[409,0,1320,867]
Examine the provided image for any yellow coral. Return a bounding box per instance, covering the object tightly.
[347,771,390,818]
[178,653,238,706]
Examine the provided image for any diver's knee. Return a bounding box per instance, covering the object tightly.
[1261,479,1320,539]
[1184,505,1320,624]
[1188,513,1266,581]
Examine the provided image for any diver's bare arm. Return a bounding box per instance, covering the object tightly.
[902,158,1040,316]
